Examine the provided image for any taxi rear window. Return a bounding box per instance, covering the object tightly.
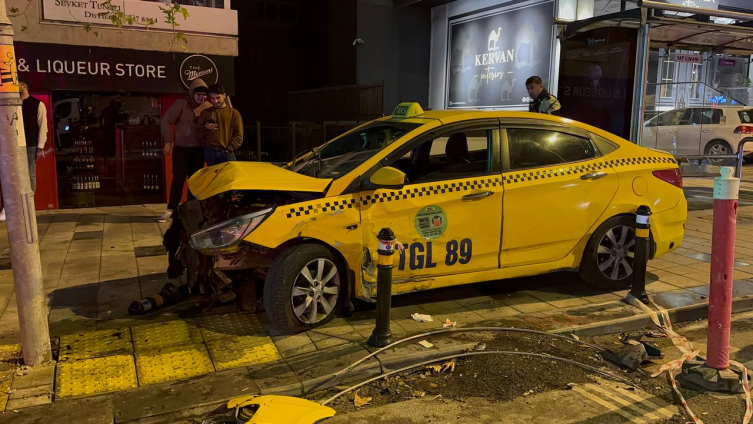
[293,122,422,179]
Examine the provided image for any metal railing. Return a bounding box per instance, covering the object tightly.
[235,121,360,163]
[674,137,753,179]
[287,83,384,122]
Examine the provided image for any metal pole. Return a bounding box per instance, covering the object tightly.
[707,166,739,370]
[630,21,651,144]
[628,205,651,304]
[0,0,51,366]
[367,228,395,348]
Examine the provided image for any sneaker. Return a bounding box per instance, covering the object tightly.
[0,209,5,222]
[157,210,173,223]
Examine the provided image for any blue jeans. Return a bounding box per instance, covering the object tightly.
[26,146,37,192]
[204,147,236,166]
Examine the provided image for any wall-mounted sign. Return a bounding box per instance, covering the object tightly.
[446,1,555,109]
[718,58,737,66]
[675,54,701,63]
[180,55,219,89]
[13,42,234,94]
[662,0,718,10]
[41,0,238,36]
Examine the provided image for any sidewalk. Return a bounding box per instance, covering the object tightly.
[0,204,753,422]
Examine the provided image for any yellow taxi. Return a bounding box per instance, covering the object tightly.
[186,103,687,333]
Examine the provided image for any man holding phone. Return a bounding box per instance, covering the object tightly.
[197,84,243,166]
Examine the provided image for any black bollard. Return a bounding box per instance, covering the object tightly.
[629,205,652,304]
[367,228,396,348]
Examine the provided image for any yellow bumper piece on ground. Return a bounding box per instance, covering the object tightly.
[228,395,336,423]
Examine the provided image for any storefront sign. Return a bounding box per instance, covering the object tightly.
[662,0,718,10]
[675,54,701,63]
[446,1,555,109]
[180,55,219,89]
[41,0,238,36]
[718,58,737,66]
[13,42,234,95]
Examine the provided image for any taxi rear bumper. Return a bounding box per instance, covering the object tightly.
[649,194,687,259]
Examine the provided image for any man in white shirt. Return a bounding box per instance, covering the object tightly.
[0,81,47,221]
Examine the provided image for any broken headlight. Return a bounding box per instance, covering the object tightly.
[189,208,274,253]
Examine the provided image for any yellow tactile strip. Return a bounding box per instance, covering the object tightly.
[0,344,20,363]
[135,343,215,386]
[0,370,12,411]
[198,313,267,340]
[56,354,138,398]
[206,336,282,371]
[58,329,133,362]
[132,319,204,350]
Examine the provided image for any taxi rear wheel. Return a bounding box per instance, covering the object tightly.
[580,216,636,291]
[264,244,343,333]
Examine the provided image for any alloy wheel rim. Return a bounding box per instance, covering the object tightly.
[291,258,340,324]
[709,144,729,155]
[596,225,636,281]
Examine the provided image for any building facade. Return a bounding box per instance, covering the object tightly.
[7,0,238,210]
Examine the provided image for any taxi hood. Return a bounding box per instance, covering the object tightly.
[188,162,332,200]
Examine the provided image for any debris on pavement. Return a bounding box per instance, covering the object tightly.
[353,391,372,409]
[411,313,433,323]
[418,340,434,348]
[442,319,457,328]
[441,360,456,373]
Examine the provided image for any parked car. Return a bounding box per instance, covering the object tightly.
[180,103,688,333]
[642,106,753,159]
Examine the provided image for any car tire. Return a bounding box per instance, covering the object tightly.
[705,139,733,156]
[264,244,343,333]
[580,215,637,291]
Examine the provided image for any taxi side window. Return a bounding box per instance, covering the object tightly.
[507,128,596,170]
[391,129,493,184]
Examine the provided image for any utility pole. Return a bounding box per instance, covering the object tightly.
[0,0,51,366]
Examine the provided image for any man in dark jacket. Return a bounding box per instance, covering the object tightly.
[197,84,243,166]
[1,81,48,222]
[526,76,561,115]
[158,79,212,223]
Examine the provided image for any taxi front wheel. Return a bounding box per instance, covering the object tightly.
[580,216,636,291]
[264,244,343,333]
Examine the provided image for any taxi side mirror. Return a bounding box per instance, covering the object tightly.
[369,166,406,189]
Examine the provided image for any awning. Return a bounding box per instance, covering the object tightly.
[562,5,753,56]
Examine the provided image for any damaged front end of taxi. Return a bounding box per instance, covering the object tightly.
[162,161,332,312]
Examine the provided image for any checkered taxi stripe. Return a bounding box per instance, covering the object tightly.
[283,156,677,218]
[286,199,358,218]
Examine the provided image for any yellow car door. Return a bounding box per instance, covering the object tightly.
[359,121,503,283]
[500,121,618,267]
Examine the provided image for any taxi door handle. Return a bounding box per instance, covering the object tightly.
[581,172,608,181]
[462,191,493,201]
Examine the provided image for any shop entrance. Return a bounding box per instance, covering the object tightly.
[52,91,164,208]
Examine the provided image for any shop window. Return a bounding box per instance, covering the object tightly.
[53,92,163,208]
[660,56,676,99]
[506,128,596,170]
[257,0,296,22]
[690,62,703,100]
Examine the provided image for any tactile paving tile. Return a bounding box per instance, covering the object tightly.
[198,313,267,340]
[132,319,203,351]
[58,329,133,362]
[56,354,138,398]
[0,344,20,362]
[206,335,282,371]
[0,371,12,411]
[135,343,215,386]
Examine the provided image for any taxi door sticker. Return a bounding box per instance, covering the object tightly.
[414,205,447,240]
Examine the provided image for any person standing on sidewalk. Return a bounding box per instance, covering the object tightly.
[157,79,212,223]
[0,80,48,222]
[526,76,561,115]
[197,84,243,166]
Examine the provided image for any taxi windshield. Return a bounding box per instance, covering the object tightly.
[292,121,421,178]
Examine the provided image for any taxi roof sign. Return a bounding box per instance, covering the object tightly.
[392,102,424,119]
